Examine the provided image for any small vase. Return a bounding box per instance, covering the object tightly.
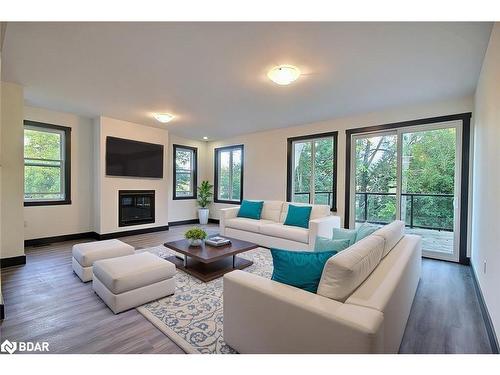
[188,238,203,247]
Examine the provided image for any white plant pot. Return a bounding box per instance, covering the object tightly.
[187,238,203,247]
[198,208,209,225]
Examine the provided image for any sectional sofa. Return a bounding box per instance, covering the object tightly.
[219,201,341,250]
[223,220,422,353]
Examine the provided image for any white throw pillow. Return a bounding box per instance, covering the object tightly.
[261,201,284,222]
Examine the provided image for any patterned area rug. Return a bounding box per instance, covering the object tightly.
[136,246,273,354]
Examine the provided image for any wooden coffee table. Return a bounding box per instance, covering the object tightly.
[163,237,258,282]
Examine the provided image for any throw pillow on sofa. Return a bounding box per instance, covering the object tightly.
[355,222,379,242]
[332,227,357,246]
[237,200,264,220]
[283,204,312,229]
[270,248,336,293]
[314,236,350,252]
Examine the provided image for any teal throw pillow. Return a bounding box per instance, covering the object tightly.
[355,222,379,242]
[284,204,312,229]
[332,227,358,246]
[237,200,264,220]
[314,236,350,252]
[270,248,336,293]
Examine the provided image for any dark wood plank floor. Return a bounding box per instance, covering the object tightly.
[0,225,493,354]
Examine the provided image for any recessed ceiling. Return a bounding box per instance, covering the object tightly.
[2,22,493,139]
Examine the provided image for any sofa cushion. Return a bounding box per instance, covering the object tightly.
[260,223,309,244]
[261,201,284,222]
[332,227,358,246]
[237,200,264,220]
[93,252,176,294]
[317,235,385,302]
[270,248,337,293]
[280,202,330,223]
[355,222,379,242]
[72,239,135,267]
[225,217,274,233]
[314,237,350,253]
[284,204,312,229]
[372,220,405,258]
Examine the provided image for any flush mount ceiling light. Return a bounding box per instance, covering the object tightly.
[203,136,209,140]
[153,113,175,123]
[267,64,301,85]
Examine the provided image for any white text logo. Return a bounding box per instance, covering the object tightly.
[1,339,49,354]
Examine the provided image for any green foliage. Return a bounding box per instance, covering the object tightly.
[184,227,208,240]
[175,149,194,196]
[197,180,214,208]
[292,138,334,205]
[218,149,242,201]
[24,128,64,200]
[354,128,457,229]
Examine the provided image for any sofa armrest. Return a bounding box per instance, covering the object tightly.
[219,207,240,234]
[308,215,341,247]
[223,270,384,353]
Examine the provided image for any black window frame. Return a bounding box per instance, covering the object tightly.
[23,120,72,207]
[173,144,198,200]
[286,131,338,212]
[214,144,244,204]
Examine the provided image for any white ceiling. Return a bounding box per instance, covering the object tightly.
[2,22,493,140]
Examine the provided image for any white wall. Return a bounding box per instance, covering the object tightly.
[471,22,500,342]
[23,106,94,240]
[0,82,24,259]
[168,134,208,223]
[207,96,473,222]
[94,117,169,235]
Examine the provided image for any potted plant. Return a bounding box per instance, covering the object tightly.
[197,180,213,225]
[184,227,207,247]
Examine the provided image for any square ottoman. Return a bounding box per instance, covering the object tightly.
[92,252,176,314]
[72,239,135,282]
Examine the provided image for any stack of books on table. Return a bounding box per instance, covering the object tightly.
[205,236,231,247]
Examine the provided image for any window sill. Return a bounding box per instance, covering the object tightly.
[173,195,197,201]
[24,199,72,207]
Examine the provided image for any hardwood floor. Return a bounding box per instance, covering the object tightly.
[0,225,493,354]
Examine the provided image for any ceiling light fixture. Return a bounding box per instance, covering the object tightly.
[153,113,175,123]
[203,136,209,140]
[267,64,301,85]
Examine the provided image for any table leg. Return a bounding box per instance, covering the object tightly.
[184,255,188,268]
[232,255,235,268]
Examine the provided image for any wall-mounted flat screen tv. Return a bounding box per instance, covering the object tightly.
[106,136,164,178]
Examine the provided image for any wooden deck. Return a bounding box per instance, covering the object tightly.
[405,227,454,254]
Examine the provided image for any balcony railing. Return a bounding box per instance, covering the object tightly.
[293,191,333,206]
[355,192,454,232]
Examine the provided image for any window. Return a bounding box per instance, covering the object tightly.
[24,120,71,206]
[214,145,244,204]
[173,144,197,200]
[287,132,337,211]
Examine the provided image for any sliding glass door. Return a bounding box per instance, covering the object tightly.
[350,121,462,262]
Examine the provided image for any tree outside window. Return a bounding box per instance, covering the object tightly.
[215,145,243,203]
[24,121,71,206]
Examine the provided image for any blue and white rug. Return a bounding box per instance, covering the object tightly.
[136,246,273,354]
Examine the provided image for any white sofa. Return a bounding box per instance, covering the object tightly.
[219,201,340,250]
[223,220,422,353]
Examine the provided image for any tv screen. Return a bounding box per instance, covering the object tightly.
[106,136,164,178]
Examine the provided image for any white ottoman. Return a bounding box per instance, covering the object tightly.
[72,239,135,282]
[92,252,176,314]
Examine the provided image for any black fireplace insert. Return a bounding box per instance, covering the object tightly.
[118,190,155,227]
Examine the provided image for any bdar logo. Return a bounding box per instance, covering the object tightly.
[1,339,17,354]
